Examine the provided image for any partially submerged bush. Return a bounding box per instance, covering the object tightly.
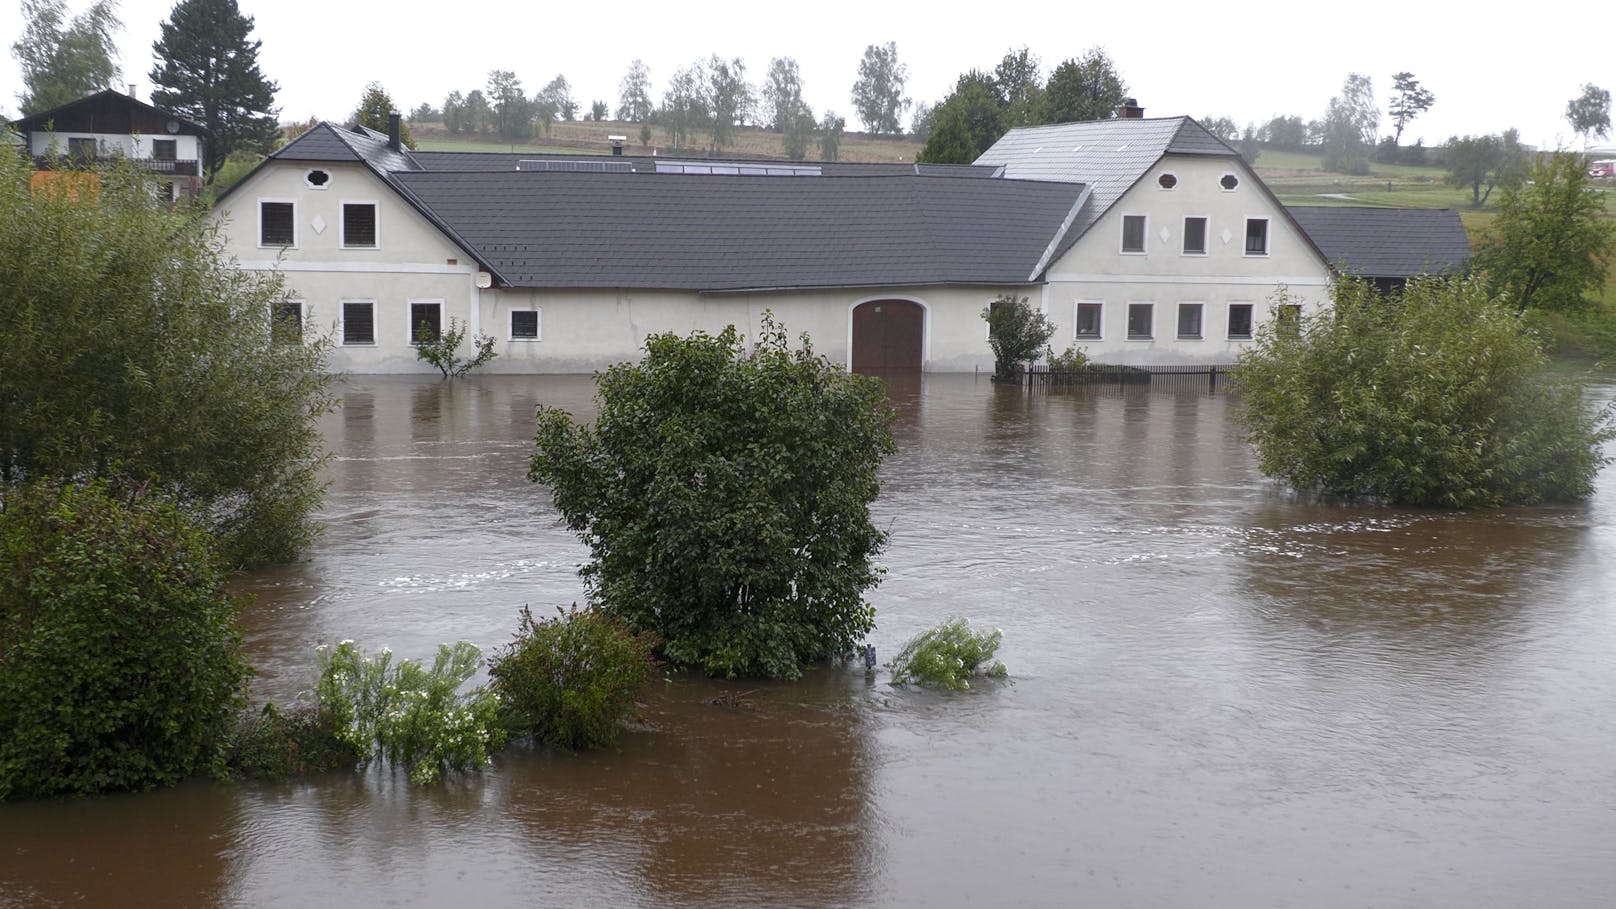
[415,317,497,378]
[888,618,1008,691]
[227,702,360,781]
[314,641,505,785]
[489,606,658,750]
[1233,277,1613,507]
[0,482,249,800]
[982,294,1055,377]
[530,314,894,679]
[1046,345,1092,373]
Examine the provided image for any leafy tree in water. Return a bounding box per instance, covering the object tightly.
[350,81,415,148]
[982,293,1055,377]
[616,58,653,122]
[11,0,120,115]
[850,41,910,136]
[149,0,279,180]
[1040,47,1126,124]
[1566,83,1611,147]
[1477,151,1616,314]
[1233,278,1612,508]
[414,317,497,379]
[1387,72,1435,146]
[529,315,896,680]
[0,152,333,567]
[917,70,1004,164]
[0,481,250,799]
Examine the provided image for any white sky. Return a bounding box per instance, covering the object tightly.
[2,0,1609,152]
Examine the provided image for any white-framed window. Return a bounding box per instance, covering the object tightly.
[510,308,541,340]
[341,300,375,346]
[151,138,177,162]
[1220,173,1240,191]
[1182,216,1208,255]
[1157,172,1178,190]
[342,202,378,248]
[1074,302,1102,340]
[258,199,295,247]
[408,300,443,345]
[1177,303,1204,340]
[1121,214,1147,253]
[1244,218,1269,256]
[1127,303,1153,339]
[305,169,331,189]
[67,136,96,162]
[271,299,304,344]
[1227,303,1254,340]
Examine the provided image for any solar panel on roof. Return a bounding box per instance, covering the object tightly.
[516,160,633,173]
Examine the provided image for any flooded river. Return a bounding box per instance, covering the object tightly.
[3,374,1615,907]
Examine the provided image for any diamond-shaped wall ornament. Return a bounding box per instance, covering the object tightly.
[1220,228,1232,245]
[311,214,327,235]
[1158,226,1171,244]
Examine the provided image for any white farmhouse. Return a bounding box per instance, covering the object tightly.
[210,109,1466,375]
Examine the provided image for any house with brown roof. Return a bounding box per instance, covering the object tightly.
[209,111,1466,374]
[8,89,207,201]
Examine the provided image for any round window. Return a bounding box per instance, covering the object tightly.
[1157,173,1178,189]
[1220,173,1239,191]
[306,169,331,188]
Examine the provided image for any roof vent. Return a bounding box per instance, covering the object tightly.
[609,135,627,156]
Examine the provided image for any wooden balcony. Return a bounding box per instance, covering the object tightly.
[29,154,200,177]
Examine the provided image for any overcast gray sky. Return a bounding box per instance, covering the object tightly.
[3,0,1609,153]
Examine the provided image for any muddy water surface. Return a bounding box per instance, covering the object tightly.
[3,374,1614,907]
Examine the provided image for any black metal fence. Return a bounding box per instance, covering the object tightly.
[1016,363,1237,392]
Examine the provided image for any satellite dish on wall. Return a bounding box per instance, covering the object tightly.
[475,271,492,289]
[166,120,180,134]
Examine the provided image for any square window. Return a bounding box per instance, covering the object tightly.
[410,301,442,345]
[343,203,377,248]
[1121,214,1147,253]
[271,300,303,344]
[1127,303,1153,339]
[260,201,294,246]
[1244,218,1269,255]
[1227,303,1254,340]
[1183,217,1208,255]
[511,309,540,340]
[1075,302,1102,339]
[67,137,96,162]
[342,301,374,346]
[1177,303,1203,339]
[152,138,177,162]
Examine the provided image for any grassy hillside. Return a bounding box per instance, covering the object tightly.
[411,119,925,163]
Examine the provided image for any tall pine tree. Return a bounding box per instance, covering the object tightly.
[149,0,278,180]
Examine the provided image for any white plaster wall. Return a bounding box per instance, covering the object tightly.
[476,284,1018,374]
[26,132,201,160]
[1042,154,1332,365]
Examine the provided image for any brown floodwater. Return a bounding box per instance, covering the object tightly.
[3,373,1615,908]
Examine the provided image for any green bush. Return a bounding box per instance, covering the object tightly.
[1046,345,1092,373]
[982,294,1055,377]
[1233,277,1613,507]
[0,153,333,568]
[313,641,505,785]
[414,317,497,378]
[489,606,658,750]
[888,618,1008,691]
[227,702,360,780]
[530,314,895,679]
[0,482,249,800]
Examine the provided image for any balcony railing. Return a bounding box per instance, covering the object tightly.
[29,155,200,177]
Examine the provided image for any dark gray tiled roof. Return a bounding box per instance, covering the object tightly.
[1286,206,1472,278]
[408,150,997,178]
[269,122,420,172]
[974,117,1237,249]
[390,170,1083,291]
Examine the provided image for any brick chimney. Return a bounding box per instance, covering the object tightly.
[388,111,402,151]
[1116,98,1145,119]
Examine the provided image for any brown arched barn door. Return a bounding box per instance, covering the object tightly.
[851,299,924,372]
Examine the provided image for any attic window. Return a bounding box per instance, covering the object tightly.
[342,203,377,248]
[306,169,330,188]
[1220,174,1240,191]
[1157,173,1177,189]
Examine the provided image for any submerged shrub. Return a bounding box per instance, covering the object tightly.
[227,702,360,780]
[888,618,1008,691]
[313,641,505,785]
[1233,277,1613,507]
[489,605,658,751]
[0,482,249,800]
